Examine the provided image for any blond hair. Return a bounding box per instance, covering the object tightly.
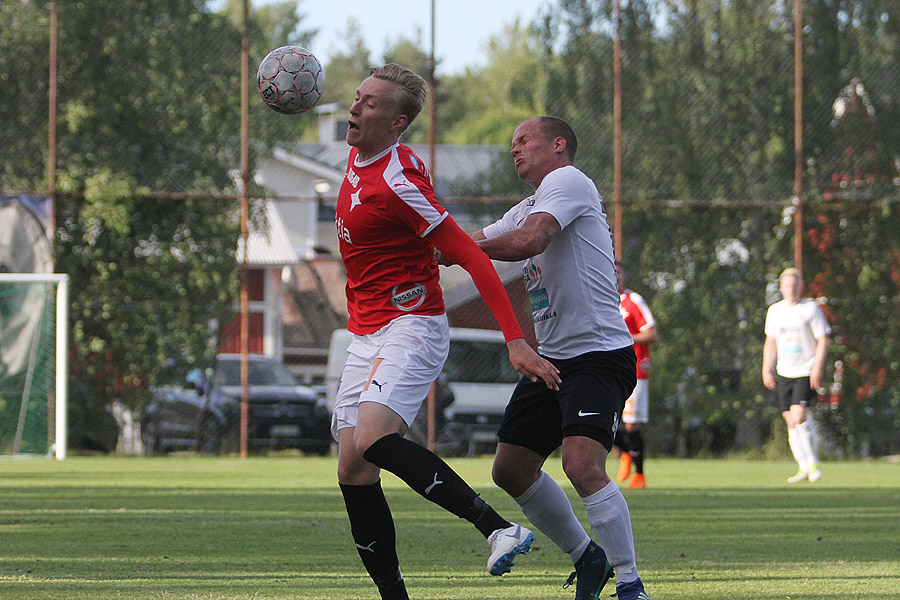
[369,64,427,133]
[779,267,803,282]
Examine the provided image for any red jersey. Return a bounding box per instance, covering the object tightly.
[619,290,655,379]
[337,143,448,334]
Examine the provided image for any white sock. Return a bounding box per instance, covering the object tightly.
[582,480,638,585]
[787,427,807,472]
[806,418,820,462]
[514,471,591,564]
[796,421,819,467]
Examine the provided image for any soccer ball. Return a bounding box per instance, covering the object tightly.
[257,46,325,115]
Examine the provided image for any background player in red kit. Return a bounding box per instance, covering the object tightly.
[331,64,561,600]
[613,263,658,489]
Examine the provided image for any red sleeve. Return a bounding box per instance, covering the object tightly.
[428,217,524,343]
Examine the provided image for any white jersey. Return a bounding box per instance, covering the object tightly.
[483,165,633,359]
[764,298,831,378]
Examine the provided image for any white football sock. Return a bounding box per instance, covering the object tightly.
[787,427,807,471]
[796,420,819,466]
[514,471,590,564]
[582,480,638,585]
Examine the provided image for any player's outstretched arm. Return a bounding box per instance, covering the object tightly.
[429,218,560,390]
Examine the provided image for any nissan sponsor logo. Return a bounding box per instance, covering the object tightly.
[391,282,427,311]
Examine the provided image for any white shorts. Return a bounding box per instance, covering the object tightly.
[331,314,450,440]
[622,378,649,424]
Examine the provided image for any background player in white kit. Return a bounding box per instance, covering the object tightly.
[332,64,561,600]
[442,117,652,600]
[763,267,831,483]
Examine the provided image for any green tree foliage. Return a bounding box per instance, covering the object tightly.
[382,28,432,144]
[439,20,546,147]
[0,0,264,448]
[47,0,245,193]
[799,1,900,456]
[806,205,900,457]
[0,0,52,190]
[320,19,372,109]
[56,187,240,415]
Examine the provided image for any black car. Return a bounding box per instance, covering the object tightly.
[142,354,332,455]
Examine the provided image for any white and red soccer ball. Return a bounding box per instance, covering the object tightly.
[257,46,325,115]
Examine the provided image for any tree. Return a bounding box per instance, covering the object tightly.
[382,28,433,144]
[320,19,372,109]
[1,0,297,448]
[56,183,241,417]
[0,0,53,191]
[438,20,546,148]
[802,0,900,456]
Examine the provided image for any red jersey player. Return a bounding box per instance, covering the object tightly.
[331,64,560,600]
[614,263,658,489]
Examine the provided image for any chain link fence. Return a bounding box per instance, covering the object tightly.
[1,1,897,457]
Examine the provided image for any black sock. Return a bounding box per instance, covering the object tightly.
[614,427,631,454]
[339,481,405,594]
[363,433,510,538]
[630,429,645,474]
[377,577,409,600]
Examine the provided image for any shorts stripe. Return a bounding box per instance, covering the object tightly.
[363,357,385,392]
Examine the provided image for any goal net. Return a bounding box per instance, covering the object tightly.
[0,274,68,459]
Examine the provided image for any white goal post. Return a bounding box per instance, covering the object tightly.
[0,273,68,460]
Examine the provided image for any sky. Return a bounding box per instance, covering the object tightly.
[221,0,552,76]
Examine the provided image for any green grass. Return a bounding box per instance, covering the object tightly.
[1,456,899,599]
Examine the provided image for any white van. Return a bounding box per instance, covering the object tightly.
[325,327,520,455]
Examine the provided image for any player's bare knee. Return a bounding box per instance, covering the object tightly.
[337,455,378,485]
[491,462,518,495]
[353,434,378,459]
[562,453,608,495]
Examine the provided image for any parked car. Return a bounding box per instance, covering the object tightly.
[142,353,332,456]
[325,328,520,456]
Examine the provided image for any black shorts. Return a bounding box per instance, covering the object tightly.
[775,375,817,412]
[497,346,637,458]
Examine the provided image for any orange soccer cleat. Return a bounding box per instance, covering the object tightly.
[617,452,633,482]
[626,473,646,489]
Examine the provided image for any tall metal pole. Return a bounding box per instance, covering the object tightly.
[47,0,59,454]
[239,0,251,458]
[48,0,58,259]
[793,0,804,272]
[427,0,437,452]
[428,0,437,184]
[613,0,623,260]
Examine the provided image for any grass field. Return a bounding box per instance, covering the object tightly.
[1,456,898,600]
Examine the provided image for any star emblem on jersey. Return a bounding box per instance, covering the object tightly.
[350,189,362,211]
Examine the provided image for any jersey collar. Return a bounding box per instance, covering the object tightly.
[354,143,399,168]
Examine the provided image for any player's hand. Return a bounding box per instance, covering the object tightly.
[809,370,822,390]
[434,249,454,266]
[762,371,776,390]
[507,338,561,391]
